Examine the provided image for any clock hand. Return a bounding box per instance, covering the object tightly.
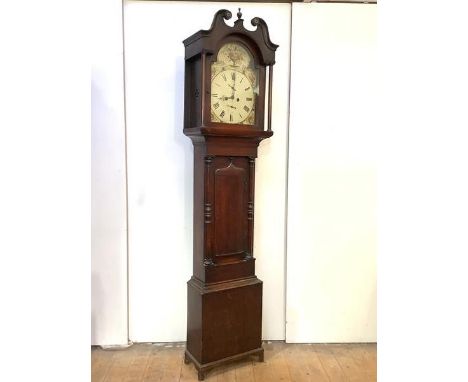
[228,84,237,92]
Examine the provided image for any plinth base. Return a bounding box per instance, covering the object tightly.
[184,346,264,380]
[186,276,263,380]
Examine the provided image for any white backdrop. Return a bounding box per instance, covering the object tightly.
[91,0,128,345]
[91,0,377,345]
[286,3,377,342]
[124,1,290,342]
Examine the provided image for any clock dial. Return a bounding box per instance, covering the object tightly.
[211,42,258,125]
[211,69,254,124]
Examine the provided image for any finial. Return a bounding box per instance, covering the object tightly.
[237,8,242,20]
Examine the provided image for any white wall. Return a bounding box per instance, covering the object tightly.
[124,1,290,342]
[286,3,377,343]
[91,0,128,345]
[91,1,377,345]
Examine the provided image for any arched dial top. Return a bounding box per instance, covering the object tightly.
[211,42,258,125]
[216,42,251,67]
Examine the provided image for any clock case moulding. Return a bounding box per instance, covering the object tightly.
[182,9,278,381]
[183,8,278,138]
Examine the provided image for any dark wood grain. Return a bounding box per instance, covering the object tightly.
[183,9,277,381]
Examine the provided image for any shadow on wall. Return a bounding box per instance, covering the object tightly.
[173,55,194,271]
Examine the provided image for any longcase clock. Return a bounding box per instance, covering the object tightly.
[182,9,278,380]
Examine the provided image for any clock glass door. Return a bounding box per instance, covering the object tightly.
[210,42,258,125]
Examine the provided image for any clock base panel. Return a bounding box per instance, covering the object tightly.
[186,276,263,379]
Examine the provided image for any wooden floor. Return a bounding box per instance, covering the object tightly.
[92,342,376,382]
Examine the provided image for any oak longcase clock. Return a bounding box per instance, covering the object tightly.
[182,9,278,380]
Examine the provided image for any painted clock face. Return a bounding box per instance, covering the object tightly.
[211,42,258,125]
[211,69,254,124]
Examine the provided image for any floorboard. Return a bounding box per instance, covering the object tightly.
[92,342,376,382]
